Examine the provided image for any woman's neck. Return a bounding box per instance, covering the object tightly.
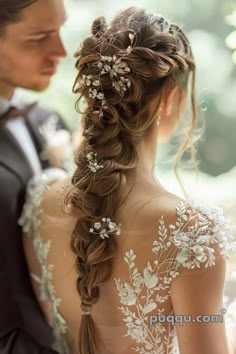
[124,123,164,194]
[136,123,159,183]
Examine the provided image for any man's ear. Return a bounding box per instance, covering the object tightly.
[159,85,178,117]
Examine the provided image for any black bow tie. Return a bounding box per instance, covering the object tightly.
[0,102,37,123]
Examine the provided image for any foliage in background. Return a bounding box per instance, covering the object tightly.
[225,2,236,64]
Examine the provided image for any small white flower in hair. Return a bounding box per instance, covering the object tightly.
[89,88,98,99]
[94,222,102,229]
[93,80,100,87]
[89,217,121,239]
[97,92,105,100]
[86,151,104,173]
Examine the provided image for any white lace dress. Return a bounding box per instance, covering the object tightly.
[19,169,236,354]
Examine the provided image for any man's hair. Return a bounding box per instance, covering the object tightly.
[0,0,38,35]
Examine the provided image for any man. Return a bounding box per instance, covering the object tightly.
[0,1,69,353]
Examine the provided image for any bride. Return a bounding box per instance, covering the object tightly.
[19,7,236,354]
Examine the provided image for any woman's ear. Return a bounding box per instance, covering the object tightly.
[159,85,178,118]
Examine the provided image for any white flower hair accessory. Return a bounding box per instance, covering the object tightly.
[86,151,104,173]
[89,217,121,239]
[73,50,132,118]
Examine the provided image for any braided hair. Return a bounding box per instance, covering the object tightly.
[66,7,196,353]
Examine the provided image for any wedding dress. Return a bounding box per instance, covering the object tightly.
[19,169,236,354]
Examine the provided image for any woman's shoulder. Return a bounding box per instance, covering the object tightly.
[39,176,76,237]
[119,188,186,240]
[19,168,72,234]
[41,176,71,216]
[118,187,235,274]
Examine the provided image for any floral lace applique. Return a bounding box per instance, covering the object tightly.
[18,168,70,354]
[114,200,236,354]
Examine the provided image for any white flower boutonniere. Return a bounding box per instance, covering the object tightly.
[39,114,73,171]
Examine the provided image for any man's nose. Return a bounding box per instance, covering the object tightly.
[48,35,67,59]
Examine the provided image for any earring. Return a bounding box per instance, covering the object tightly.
[156,115,161,126]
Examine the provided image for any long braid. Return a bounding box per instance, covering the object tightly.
[69,107,138,354]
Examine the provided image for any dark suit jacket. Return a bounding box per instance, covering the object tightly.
[0,105,69,354]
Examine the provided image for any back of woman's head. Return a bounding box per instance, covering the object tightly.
[66,7,196,353]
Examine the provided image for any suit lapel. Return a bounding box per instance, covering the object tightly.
[25,106,51,169]
[0,127,33,184]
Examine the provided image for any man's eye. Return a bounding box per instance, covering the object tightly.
[30,36,47,43]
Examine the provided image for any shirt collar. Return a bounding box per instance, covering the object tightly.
[0,90,25,116]
[0,96,10,116]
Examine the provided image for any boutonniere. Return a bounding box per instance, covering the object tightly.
[39,114,73,171]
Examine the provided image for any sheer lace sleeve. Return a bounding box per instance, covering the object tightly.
[167,199,236,271]
[114,199,236,354]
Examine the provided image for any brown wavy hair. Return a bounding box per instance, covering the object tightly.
[0,0,38,35]
[66,7,197,353]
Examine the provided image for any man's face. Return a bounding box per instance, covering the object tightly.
[0,0,67,98]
